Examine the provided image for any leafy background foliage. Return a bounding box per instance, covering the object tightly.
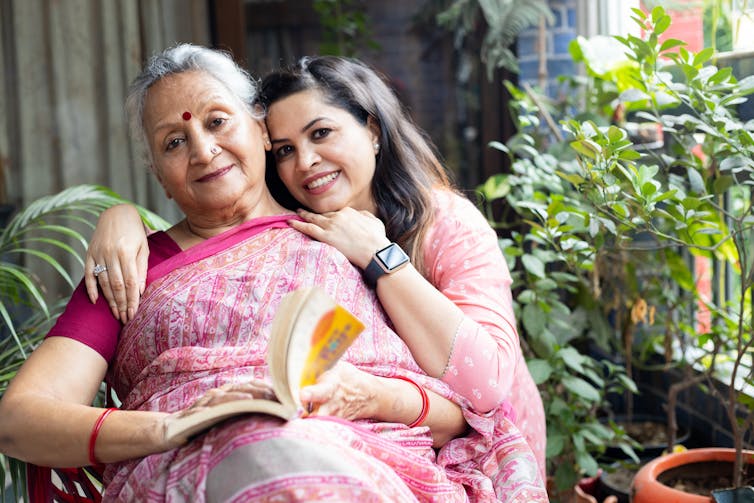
[0,185,168,500]
[479,4,754,492]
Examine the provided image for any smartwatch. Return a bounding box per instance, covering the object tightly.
[363,243,410,288]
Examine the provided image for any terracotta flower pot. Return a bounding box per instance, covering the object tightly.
[632,448,754,502]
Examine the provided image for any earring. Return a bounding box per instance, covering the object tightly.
[263,134,271,149]
[374,142,380,154]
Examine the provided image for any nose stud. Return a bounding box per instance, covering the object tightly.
[211,146,220,155]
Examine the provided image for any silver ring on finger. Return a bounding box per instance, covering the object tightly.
[93,264,108,277]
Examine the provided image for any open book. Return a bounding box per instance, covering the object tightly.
[165,287,365,440]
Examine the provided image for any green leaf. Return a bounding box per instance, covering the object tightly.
[659,38,685,52]
[559,346,586,373]
[618,149,642,161]
[713,175,735,194]
[11,248,75,287]
[521,253,546,278]
[641,181,658,197]
[607,126,626,143]
[708,66,733,85]
[0,184,166,392]
[477,174,511,200]
[527,358,553,384]
[617,374,639,394]
[693,47,714,67]
[687,168,705,194]
[522,303,547,337]
[517,289,536,304]
[630,7,647,21]
[576,450,599,476]
[546,431,566,458]
[0,303,22,358]
[570,139,601,160]
[1,266,48,318]
[618,443,641,463]
[653,14,671,35]
[562,375,601,402]
[528,326,558,358]
[488,140,510,154]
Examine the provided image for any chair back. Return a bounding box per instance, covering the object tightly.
[26,465,103,503]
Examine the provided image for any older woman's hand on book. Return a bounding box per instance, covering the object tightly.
[179,381,277,415]
[162,381,280,446]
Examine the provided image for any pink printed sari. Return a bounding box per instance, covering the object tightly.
[102,216,547,502]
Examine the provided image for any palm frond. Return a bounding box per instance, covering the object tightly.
[0,184,169,356]
[0,299,62,382]
[437,0,478,35]
[0,455,27,502]
[1,185,123,241]
[0,265,49,316]
[12,224,92,251]
[0,302,25,359]
[435,0,553,77]
[138,207,171,231]
[483,0,552,45]
[11,248,77,286]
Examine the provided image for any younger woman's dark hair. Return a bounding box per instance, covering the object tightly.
[258,56,452,274]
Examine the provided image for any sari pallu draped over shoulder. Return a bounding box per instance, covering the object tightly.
[103,216,547,502]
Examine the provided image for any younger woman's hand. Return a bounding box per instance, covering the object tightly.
[288,208,390,269]
[299,362,379,420]
[84,204,149,323]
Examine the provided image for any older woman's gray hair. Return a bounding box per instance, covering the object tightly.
[125,43,261,164]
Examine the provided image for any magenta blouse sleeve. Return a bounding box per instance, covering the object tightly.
[425,191,521,412]
[45,231,180,363]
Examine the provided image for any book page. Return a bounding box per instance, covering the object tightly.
[284,290,365,400]
[267,288,308,410]
[165,398,293,441]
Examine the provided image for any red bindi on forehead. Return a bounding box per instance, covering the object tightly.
[182,111,192,121]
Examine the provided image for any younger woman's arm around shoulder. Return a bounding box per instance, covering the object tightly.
[0,337,178,467]
[85,203,150,323]
[291,202,517,413]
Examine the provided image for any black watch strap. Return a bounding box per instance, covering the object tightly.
[363,259,387,289]
[363,243,410,288]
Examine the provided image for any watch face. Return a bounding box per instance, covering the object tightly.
[376,244,409,271]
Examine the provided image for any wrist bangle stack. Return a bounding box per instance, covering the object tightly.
[88,407,117,468]
[394,375,430,428]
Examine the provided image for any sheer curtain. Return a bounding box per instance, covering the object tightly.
[0,0,210,298]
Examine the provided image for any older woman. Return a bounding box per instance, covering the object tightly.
[0,45,546,502]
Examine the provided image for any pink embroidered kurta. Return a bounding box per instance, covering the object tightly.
[426,190,547,479]
[86,216,547,501]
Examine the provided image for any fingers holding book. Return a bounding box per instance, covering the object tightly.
[299,362,378,420]
[179,380,276,417]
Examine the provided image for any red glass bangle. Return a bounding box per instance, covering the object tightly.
[394,375,430,428]
[88,407,117,468]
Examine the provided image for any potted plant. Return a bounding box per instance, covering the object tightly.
[0,184,168,501]
[479,4,754,501]
[561,5,754,500]
[476,70,641,499]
